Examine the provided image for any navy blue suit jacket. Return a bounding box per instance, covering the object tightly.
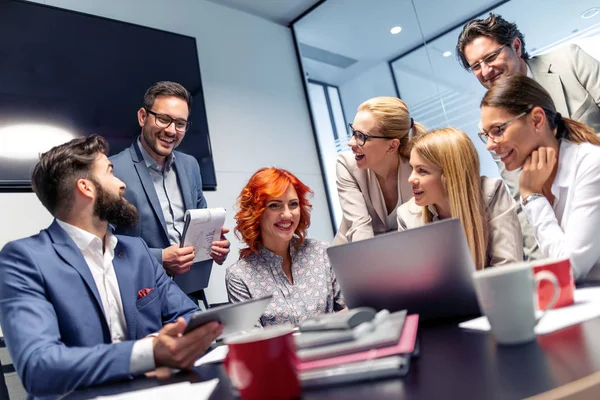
[0,221,198,398]
[110,141,207,263]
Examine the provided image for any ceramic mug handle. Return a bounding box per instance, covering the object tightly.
[534,270,560,325]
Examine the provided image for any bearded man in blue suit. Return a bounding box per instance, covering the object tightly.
[0,135,223,398]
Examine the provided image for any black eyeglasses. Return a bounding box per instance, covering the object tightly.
[348,124,393,147]
[144,108,191,133]
[478,110,529,144]
[468,45,506,73]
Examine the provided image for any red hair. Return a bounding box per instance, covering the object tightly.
[235,168,313,259]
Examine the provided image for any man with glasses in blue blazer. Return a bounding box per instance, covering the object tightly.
[110,82,230,305]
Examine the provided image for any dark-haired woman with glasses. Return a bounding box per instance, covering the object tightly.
[481,75,600,282]
[333,97,426,245]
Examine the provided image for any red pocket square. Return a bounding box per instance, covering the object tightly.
[137,288,154,300]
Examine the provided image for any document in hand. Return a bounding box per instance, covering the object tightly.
[180,208,226,263]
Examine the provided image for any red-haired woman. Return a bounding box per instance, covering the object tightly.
[226,167,346,327]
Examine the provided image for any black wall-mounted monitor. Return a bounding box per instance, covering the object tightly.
[0,0,217,191]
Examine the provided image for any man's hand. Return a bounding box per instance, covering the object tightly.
[211,227,231,265]
[163,244,195,275]
[519,147,557,200]
[153,317,223,370]
[145,367,173,379]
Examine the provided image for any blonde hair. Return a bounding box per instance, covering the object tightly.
[412,128,488,270]
[358,97,426,159]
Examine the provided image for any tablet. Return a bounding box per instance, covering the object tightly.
[184,295,273,336]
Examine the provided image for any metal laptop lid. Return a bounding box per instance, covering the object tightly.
[327,218,480,321]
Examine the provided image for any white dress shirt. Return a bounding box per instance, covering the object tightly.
[56,220,156,375]
[522,140,600,282]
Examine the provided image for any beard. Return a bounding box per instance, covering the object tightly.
[92,180,139,228]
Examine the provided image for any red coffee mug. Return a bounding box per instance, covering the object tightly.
[533,258,575,309]
[224,325,300,400]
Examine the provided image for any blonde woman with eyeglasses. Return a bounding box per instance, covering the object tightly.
[333,97,426,245]
[397,127,522,270]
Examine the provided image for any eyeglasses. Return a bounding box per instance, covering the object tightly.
[348,124,393,147]
[478,110,529,144]
[468,45,506,74]
[144,108,191,133]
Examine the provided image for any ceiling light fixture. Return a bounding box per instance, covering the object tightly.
[581,8,599,19]
[390,26,402,35]
[443,51,452,57]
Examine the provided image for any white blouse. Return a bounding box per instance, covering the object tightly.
[523,140,600,282]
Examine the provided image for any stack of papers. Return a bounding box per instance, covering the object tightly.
[460,287,600,335]
[94,379,219,400]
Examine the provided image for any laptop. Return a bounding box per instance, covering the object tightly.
[327,218,480,322]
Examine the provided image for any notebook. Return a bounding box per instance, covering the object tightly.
[296,310,407,362]
[297,314,419,371]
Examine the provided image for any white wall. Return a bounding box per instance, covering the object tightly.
[339,61,398,123]
[0,0,333,304]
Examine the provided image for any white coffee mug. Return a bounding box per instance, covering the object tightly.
[472,262,560,345]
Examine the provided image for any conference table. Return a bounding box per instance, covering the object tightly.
[64,311,600,400]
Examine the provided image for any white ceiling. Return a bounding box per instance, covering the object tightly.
[204,0,600,89]
[206,0,321,25]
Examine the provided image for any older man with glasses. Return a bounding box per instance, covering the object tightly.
[110,81,230,306]
[456,13,600,261]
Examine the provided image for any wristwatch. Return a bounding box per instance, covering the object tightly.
[522,193,545,206]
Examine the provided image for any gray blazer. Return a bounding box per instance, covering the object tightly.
[397,177,523,267]
[528,44,600,132]
[498,44,600,260]
[333,152,412,245]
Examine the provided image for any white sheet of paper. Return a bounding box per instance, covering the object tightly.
[194,345,229,367]
[460,287,600,335]
[93,379,218,400]
[181,208,226,263]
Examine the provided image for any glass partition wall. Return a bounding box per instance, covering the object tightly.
[293,0,600,232]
